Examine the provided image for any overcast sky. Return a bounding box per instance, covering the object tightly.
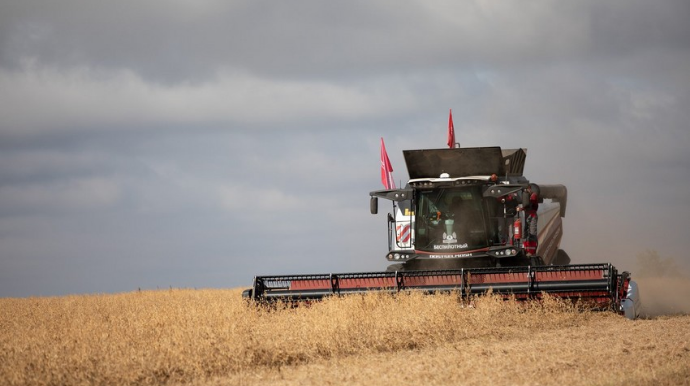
[1,0,688,297]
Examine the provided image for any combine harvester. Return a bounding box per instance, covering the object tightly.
[243,145,641,319]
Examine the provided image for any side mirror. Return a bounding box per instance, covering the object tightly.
[370,196,378,214]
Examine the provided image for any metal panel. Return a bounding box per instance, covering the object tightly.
[403,147,505,179]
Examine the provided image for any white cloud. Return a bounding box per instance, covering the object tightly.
[0,64,430,136]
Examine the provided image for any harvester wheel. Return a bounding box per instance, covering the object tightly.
[530,255,545,266]
[386,263,406,272]
[552,249,571,265]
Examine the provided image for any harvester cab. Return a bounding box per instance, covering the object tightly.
[370,146,569,271]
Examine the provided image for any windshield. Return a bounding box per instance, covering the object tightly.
[415,186,493,251]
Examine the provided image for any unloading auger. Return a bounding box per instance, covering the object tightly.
[242,146,642,319]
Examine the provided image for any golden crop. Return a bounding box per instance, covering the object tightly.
[1,289,688,386]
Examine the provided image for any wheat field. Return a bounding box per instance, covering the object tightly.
[1,287,689,386]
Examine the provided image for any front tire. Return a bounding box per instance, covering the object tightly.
[386,263,406,272]
[552,249,571,265]
[529,255,545,266]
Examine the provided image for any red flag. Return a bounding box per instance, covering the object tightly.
[380,137,396,190]
[447,108,455,148]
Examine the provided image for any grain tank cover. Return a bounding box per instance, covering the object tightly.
[404,147,525,179]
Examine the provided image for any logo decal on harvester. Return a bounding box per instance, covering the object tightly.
[442,231,457,244]
[429,253,473,259]
[433,243,468,250]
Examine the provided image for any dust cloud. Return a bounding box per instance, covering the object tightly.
[634,250,690,317]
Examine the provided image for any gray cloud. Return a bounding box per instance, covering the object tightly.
[3,1,687,82]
